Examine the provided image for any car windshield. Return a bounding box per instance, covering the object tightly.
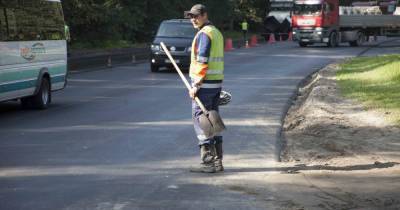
[293,4,322,15]
[156,22,196,38]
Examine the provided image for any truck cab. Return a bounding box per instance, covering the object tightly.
[292,0,340,47]
[292,0,400,47]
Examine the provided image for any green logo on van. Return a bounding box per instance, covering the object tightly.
[20,43,46,61]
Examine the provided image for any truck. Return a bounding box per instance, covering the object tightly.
[264,0,294,41]
[291,0,400,47]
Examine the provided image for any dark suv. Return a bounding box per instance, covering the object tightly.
[150,19,196,72]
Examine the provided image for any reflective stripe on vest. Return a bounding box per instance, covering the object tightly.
[195,56,224,63]
[201,83,222,88]
[190,25,224,81]
[206,69,223,75]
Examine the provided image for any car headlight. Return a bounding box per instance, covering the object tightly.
[187,47,192,52]
[151,44,160,51]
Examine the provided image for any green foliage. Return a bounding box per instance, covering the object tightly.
[337,55,400,125]
[231,0,267,31]
[62,0,266,47]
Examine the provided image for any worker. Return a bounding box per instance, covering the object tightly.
[186,4,225,173]
[241,19,248,42]
[64,24,71,57]
[64,25,71,42]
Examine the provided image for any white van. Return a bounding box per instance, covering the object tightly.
[0,0,67,109]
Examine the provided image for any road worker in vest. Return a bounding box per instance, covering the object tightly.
[186,4,225,173]
[241,19,248,42]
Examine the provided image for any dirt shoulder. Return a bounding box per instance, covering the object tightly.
[281,62,400,166]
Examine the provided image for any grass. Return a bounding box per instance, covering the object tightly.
[336,54,400,125]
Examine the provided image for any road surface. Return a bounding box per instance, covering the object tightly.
[1,40,398,209]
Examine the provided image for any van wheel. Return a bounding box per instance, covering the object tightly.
[151,64,159,72]
[32,77,51,109]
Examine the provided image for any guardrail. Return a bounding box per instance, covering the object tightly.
[67,36,268,72]
[68,47,150,71]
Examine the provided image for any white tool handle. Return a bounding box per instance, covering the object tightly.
[160,42,208,113]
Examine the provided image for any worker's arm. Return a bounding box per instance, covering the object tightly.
[190,32,211,99]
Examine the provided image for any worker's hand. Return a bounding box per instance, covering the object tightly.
[189,86,199,99]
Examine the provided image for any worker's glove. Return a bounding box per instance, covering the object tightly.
[189,84,200,99]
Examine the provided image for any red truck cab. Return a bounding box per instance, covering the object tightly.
[291,0,400,47]
[292,0,340,47]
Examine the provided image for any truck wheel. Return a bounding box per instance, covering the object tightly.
[349,32,364,47]
[32,77,51,109]
[151,64,159,72]
[327,32,338,47]
[299,42,308,47]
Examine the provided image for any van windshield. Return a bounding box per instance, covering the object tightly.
[293,4,322,15]
[156,22,196,38]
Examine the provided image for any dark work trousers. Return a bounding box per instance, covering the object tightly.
[243,30,247,41]
[192,87,223,146]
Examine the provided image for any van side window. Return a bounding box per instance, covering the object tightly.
[0,4,35,41]
[0,0,65,41]
[4,8,17,40]
[17,7,40,40]
[39,0,65,40]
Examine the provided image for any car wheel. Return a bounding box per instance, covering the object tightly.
[299,42,308,47]
[151,64,159,72]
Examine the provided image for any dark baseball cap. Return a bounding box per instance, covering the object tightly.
[186,4,207,17]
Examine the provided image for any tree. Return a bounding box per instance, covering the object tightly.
[62,0,265,46]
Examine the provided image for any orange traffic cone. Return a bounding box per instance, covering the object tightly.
[224,38,234,51]
[250,35,258,47]
[268,34,276,44]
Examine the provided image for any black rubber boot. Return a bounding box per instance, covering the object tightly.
[215,142,224,172]
[190,144,216,173]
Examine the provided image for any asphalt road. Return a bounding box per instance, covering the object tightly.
[0,40,395,210]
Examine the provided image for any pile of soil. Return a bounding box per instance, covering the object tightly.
[281,62,400,166]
